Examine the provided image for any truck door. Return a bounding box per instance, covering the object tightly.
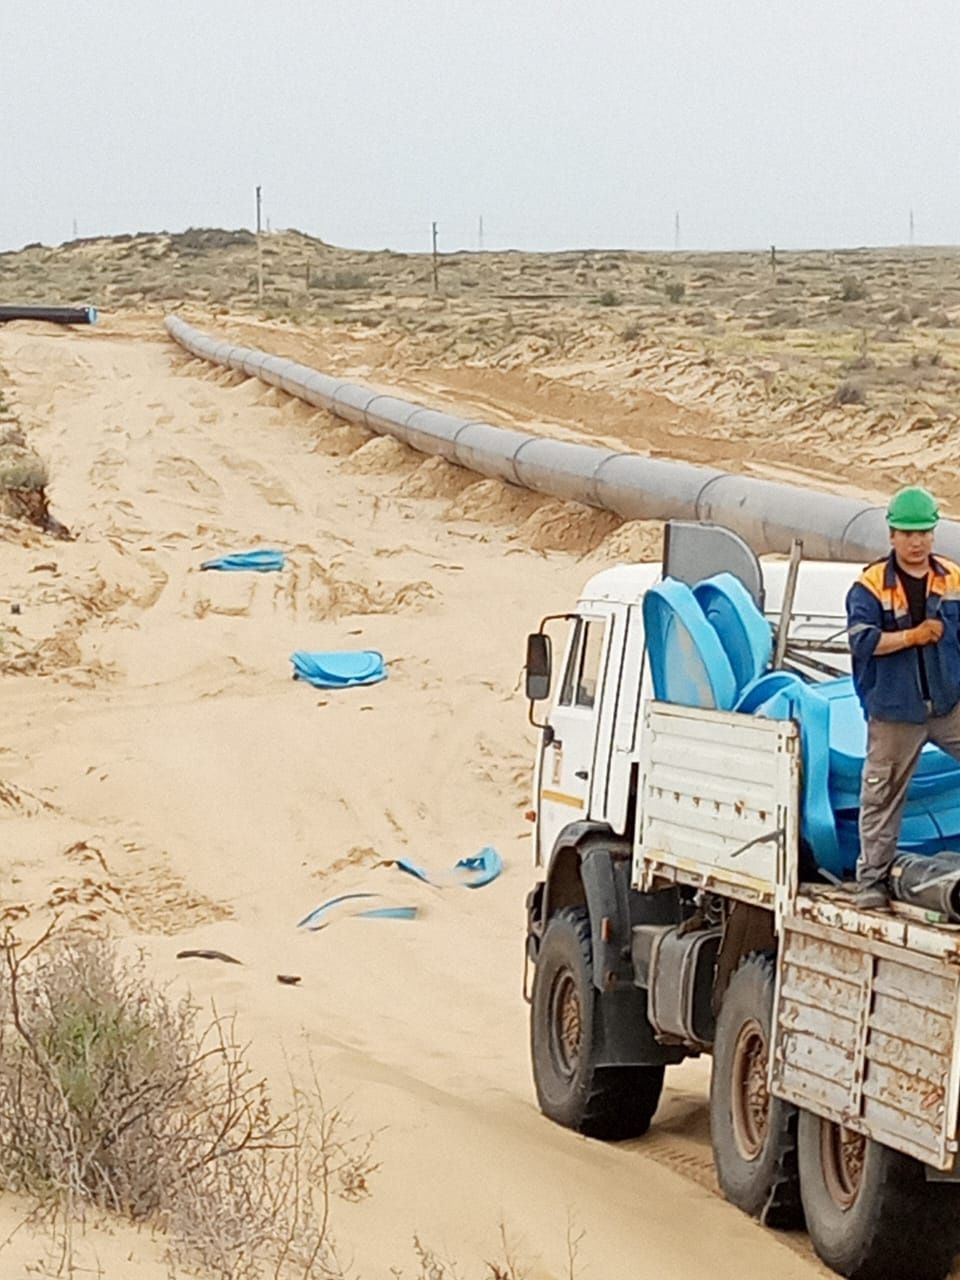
[536,612,611,862]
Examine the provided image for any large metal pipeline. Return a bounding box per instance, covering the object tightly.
[165,314,960,562]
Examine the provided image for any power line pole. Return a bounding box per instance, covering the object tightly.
[909,208,915,246]
[674,210,680,251]
[478,215,484,251]
[431,221,439,292]
[256,184,263,304]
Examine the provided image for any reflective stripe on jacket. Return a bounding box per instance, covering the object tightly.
[846,552,960,723]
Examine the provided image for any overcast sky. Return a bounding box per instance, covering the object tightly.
[3,1,959,255]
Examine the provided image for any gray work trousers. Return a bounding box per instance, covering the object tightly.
[858,702,960,888]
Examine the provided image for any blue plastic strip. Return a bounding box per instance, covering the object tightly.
[357,906,418,920]
[297,892,377,930]
[392,846,503,888]
[736,672,841,875]
[201,549,286,572]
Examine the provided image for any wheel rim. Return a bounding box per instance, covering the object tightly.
[730,1018,770,1161]
[820,1119,866,1210]
[548,969,582,1078]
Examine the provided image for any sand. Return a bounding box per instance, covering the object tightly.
[0,318,833,1278]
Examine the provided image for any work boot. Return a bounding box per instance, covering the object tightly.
[854,883,889,912]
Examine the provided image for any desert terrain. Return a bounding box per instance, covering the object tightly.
[5,228,958,1276]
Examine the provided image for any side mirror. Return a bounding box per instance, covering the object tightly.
[525,632,552,702]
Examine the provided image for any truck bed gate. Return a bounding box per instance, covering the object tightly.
[772,915,960,1171]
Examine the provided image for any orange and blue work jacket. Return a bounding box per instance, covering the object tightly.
[846,552,960,723]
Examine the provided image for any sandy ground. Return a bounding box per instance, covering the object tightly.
[0,317,836,1278]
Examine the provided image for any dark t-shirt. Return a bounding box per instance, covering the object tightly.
[896,564,930,699]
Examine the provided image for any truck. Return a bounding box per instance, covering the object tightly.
[523,522,960,1280]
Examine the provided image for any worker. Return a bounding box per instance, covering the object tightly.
[846,486,960,909]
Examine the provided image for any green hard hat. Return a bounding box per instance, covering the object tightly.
[887,485,940,531]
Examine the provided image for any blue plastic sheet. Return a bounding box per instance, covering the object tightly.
[651,575,960,879]
[297,892,417,930]
[201,549,286,572]
[642,579,738,711]
[291,650,387,689]
[693,573,773,694]
[297,892,377,929]
[393,846,503,889]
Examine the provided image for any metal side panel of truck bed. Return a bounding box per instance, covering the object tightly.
[634,699,960,1172]
[634,701,801,922]
[774,896,960,1171]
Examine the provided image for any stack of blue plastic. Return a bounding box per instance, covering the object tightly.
[642,574,960,879]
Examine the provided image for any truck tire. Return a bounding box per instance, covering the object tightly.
[531,906,663,1139]
[798,1110,960,1280]
[710,952,803,1228]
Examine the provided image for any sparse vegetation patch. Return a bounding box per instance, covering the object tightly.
[0,927,376,1279]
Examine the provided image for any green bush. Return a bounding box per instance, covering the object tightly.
[664,281,686,303]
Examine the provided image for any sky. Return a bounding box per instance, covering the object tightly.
[2,0,959,255]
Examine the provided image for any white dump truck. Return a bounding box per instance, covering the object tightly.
[523,523,960,1280]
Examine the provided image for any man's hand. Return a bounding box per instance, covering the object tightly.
[910,618,944,646]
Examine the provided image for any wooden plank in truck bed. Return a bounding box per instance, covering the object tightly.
[772,909,960,1170]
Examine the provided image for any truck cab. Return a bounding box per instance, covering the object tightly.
[524,523,960,1280]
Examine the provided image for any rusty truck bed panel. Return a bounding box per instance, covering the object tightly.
[772,912,960,1170]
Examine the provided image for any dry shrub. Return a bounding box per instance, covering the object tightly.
[0,927,375,1278]
[831,380,867,407]
[0,444,48,492]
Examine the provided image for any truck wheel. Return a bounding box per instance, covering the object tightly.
[798,1110,960,1280]
[531,906,664,1139]
[710,952,803,1227]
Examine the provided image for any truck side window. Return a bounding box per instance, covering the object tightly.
[575,621,605,709]
[558,620,583,706]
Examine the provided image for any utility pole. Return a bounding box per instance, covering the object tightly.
[909,208,915,246]
[256,184,263,304]
[478,215,484,251]
[770,244,777,280]
[431,221,439,292]
[674,211,680,251]
[71,217,78,240]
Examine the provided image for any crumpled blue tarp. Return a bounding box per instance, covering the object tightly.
[201,549,286,572]
[291,649,386,689]
[392,845,503,889]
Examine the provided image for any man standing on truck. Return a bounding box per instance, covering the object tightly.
[847,486,960,908]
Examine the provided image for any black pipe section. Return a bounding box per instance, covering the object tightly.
[888,852,960,922]
[0,305,98,326]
